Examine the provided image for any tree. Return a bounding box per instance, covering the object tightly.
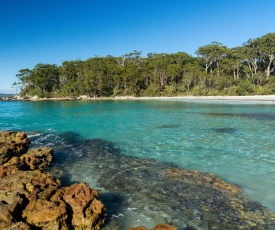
[196,42,230,74]
[254,33,275,78]
[221,47,244,80]
[242,39,260,77]
[11,82,18,94]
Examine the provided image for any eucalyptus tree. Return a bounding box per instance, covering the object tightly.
[220,47,244,80]
[254,33,275,78]
[16,68,33,89]
[60,60,84,95]
[242,39,260,77]
[16,64,60,96]
[196,42,230,74]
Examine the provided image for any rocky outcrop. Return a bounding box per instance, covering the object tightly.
[0,131,30,164]
[0,131,106,230]
[4,147,53,170]
[52,183,106,230]
[0,221,31,230]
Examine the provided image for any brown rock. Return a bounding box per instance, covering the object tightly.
[0,203,13,222]
[0,169,60,222]
[22,194,68,230]
[153,223,177,230]
[20,147,53,170]
[4,147,53,171]
[0,131,106,230]
[60,183,106,230]
[0,131,30,164]
[0,221,31,230]
[128,227,147,230]
[0,165,18,179]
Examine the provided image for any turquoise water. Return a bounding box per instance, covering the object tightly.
[1,99,275,226]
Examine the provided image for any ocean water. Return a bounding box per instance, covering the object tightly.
[1,99,275,228]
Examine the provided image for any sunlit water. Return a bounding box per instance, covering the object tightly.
[1,99,275,228]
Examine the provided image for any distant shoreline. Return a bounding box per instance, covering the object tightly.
[2,95,275,102]
[136,95,275,101]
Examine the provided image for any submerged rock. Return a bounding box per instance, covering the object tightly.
[165,168,242,195]
[50,138,275,229]
[212,127,237,133]
[128,224,177,230]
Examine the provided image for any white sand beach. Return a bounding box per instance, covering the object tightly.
[134,95,275,101]
[6,94,275,102]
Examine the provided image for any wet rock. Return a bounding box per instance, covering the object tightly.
[53,183,106,230]
[213,127,237,133]
[0,131,30,164]
[165,168,242,195]
[128,227,147,230]
[0,169,61,220]
[22,194,68,230]
[153,224,177,230]
[128,224,177,230]
[0,131,107,229]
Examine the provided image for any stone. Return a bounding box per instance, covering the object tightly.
[4,147,53,171]
[0,221,31,230]
[0,131,106,229]
[128,224,177,230]
[165,168,242,195]
[128,227,147,230]
[0,131,30,164]
[0,165,18,179]
[153,224,177,230]
[59,183,106,230]
[0,169,61,222]
[22,194,69,230]
[20,147,53,170]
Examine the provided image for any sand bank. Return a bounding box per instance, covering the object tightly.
[3,95,275,102]
[134,95,275,101]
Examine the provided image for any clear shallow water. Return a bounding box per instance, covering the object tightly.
[1,99,275,227]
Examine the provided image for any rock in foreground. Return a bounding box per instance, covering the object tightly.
[0,131,106,230]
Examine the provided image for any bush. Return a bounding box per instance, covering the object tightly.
[236,80,254,95]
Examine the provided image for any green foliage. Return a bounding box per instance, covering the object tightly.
[236,80,254,96]
[15,33,275,98]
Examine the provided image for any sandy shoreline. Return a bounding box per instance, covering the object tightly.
[2,95,275,102]
[135,95,275,101]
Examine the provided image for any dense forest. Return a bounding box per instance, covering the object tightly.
[15,32,275,97]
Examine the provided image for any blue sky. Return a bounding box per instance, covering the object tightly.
[1,0,275,93]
